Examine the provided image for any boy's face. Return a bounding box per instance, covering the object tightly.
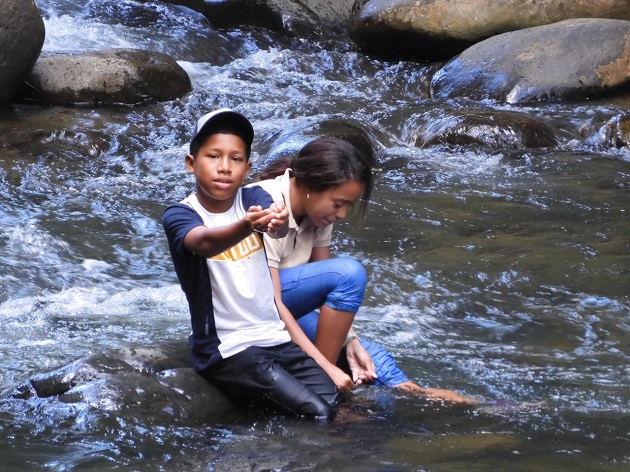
[185,133,252,213]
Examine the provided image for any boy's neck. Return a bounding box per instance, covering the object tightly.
[195,189,237,214]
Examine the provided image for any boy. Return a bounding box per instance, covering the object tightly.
[162,108,339,420]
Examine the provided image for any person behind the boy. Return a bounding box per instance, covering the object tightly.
[162,108,340,420]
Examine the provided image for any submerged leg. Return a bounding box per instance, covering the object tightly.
[297,313,410,387]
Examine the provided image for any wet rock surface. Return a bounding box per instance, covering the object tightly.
[2,342,235,423]
[18,49,192,106]
[417,110,559,150]
[348,0,630,61]
[257,117,388,167]
[430,18,630,104]
[162,0,355,36]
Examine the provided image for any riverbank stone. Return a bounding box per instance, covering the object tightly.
[17,49,192,106]
[0,0,45,108]
[349,0,630,61]
[431,19,630,104]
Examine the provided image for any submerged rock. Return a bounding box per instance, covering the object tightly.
[17,49,192,106]
[431,19,630,104]
[417,111,558,150]
[256,117,389,168]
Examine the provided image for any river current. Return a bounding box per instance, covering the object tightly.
[1,1,629,470]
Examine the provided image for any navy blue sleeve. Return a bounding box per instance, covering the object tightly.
[162,204,204,255]
[241,185,274,211]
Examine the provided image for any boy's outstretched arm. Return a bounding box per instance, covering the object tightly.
[184,206,281,258]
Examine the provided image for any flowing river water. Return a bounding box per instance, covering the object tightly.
[1,1,629,470]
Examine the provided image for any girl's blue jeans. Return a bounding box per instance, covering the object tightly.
[279,257,409,387]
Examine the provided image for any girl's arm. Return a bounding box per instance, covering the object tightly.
[269,267,355,393]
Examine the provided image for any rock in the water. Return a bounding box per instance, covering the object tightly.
[1,342,234,423]
[417,111,558,150]
[431,19,630,104]
[162,0,354,37]
[349,0,630,61]
[18,49,192,106]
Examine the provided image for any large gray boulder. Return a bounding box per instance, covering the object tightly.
[3,342,235,424]
[349,0,630,61]
[0,0,45,107]
[18,48,192,106]
[430,18,630,104]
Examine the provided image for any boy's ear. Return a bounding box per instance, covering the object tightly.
[185,154,195,174]
[245,160,252,178]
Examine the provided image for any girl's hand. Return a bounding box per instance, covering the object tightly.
[267,201,288,235]
[326,364,355,394]
[345,338,377,384]
[245,202,288,235]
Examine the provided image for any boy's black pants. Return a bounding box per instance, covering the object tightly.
[200,342,339,420]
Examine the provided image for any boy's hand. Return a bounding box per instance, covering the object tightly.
[245,202,288,236]
[267,201,288,235]
[245,205,274,233]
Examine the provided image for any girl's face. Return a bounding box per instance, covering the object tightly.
[304,180,364,228]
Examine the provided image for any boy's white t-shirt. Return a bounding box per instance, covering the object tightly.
[182,191,290,360]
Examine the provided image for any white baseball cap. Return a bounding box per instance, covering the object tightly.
[190,108,254,151]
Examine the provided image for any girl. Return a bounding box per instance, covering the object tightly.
[252,137,473,403]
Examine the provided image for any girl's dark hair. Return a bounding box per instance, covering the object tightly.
[259,137,372,214]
